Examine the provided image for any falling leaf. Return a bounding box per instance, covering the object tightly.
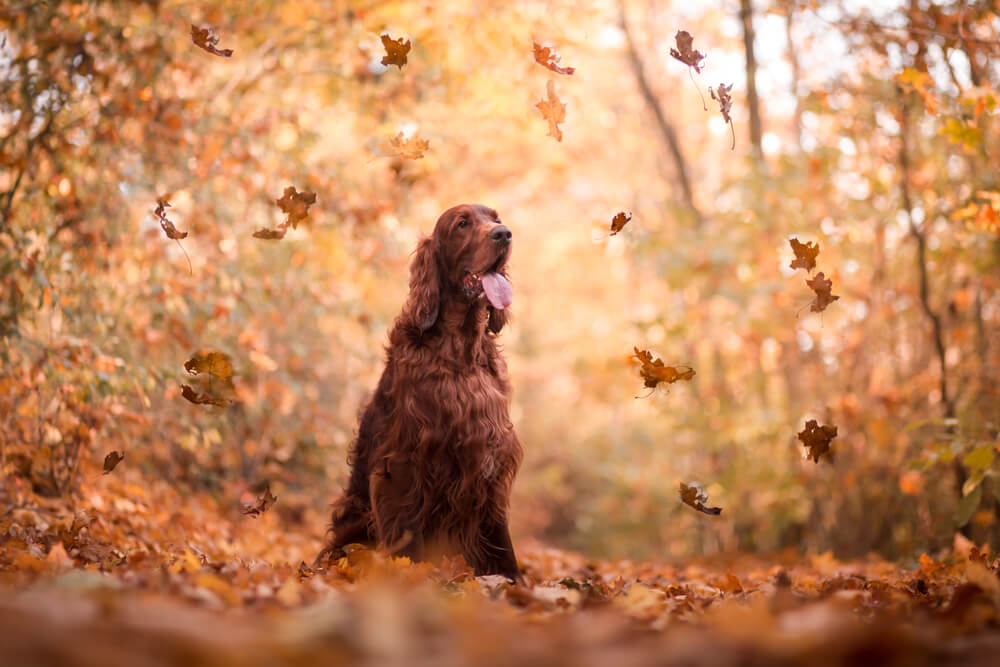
[806,272,839,312]
[798,419,838,462]
[387,132,430,160]
[669,30,705,72]
[532,42,575,75]
[276,186,317,230]
[610,212,632,236]
[535,80,566,142]
[180,384,230,407]
[252,226,288,240]
[679,482,722,516]
[789,238,819,273]
[710,84,735,150]
[191,25,234,58]
[242,486,277,518]
[184,350,234,380]
[380,34,410,69]
[154,198,187,240]
[102,451,124,475]
[154,197,192,273]
[633,347,695,390]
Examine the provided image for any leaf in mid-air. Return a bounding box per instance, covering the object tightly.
[806,272,839,312]
[191,25,234,58]
[789,238,819,273]
[797,419,838,462]
[535,80,566,142]
[669,30,705,72]
[242,486,277,517]
[633,347,695,390]
[610,212,632,236]
[380,34,411,69]
[533,42,575,75]
[679,481,722,515]
[102,451,124,475]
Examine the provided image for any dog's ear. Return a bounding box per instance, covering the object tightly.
[402,236,441,332]
[487,306,508,335]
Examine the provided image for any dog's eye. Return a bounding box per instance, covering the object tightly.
[457,217,469,229]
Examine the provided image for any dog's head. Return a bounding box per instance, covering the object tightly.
[404,204,512,335]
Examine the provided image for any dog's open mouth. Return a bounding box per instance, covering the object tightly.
[463,259,512,310]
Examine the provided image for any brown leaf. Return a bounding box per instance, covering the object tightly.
[633,347,695,390]
[180,384,230,407]
[388,132,429,160]
[154,198,187,240]
[533,42,575,75]
[789,237,819,273]
[806,272,840,312]
[610,212,632,236]
[191,25,233,58]
[535,80,566,142]
[798,419,838,462]
[679,481,722,516]
[242,486,277,518]
[710,84,735,150]
[276,186,317,230]
[669,30,705,73]
[184,350,234,380]
[252,226,288,240]
[380,34,410,69]
[102,450,124,475]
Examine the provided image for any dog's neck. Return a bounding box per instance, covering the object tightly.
[432,292,490,363]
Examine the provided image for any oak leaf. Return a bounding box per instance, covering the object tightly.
[633,347,695,389]
[789,237,819,273]
[184,350,234,380]
[610,212,632,236]
[679,481,722,515]
[102,451,124,475]
[276,186,317,230]
[191,25,233,58]
[710,84,735,150]
[535,80,566,142]
[380,34,410,69]
[242,486,277,518]
[806,272,839,312]
[669,30,705,72]
[180,384,230,407]
[532,42,575,75]
[798,419,838,462]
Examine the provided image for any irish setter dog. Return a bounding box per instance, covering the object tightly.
[318,204,522,580]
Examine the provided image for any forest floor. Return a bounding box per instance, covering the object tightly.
[3,461,1000,667]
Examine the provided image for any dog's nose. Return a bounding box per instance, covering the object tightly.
[491,226,512,244]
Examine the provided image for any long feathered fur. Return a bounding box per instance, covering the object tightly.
[318,204,522,580]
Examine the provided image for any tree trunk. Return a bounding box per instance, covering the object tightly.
[740,0,763,159]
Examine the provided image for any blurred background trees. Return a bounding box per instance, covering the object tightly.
[1,0,998,561]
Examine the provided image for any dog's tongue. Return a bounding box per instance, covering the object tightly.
[481,272,512,310]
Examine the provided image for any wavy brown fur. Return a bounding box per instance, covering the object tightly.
[317,204,522,580]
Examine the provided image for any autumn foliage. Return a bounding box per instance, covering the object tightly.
[2,0,1000,664]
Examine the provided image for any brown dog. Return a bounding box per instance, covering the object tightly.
[318,204,521,580]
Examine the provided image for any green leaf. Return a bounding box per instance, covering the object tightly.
[955,482,983,528]
[963,445,995,473]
